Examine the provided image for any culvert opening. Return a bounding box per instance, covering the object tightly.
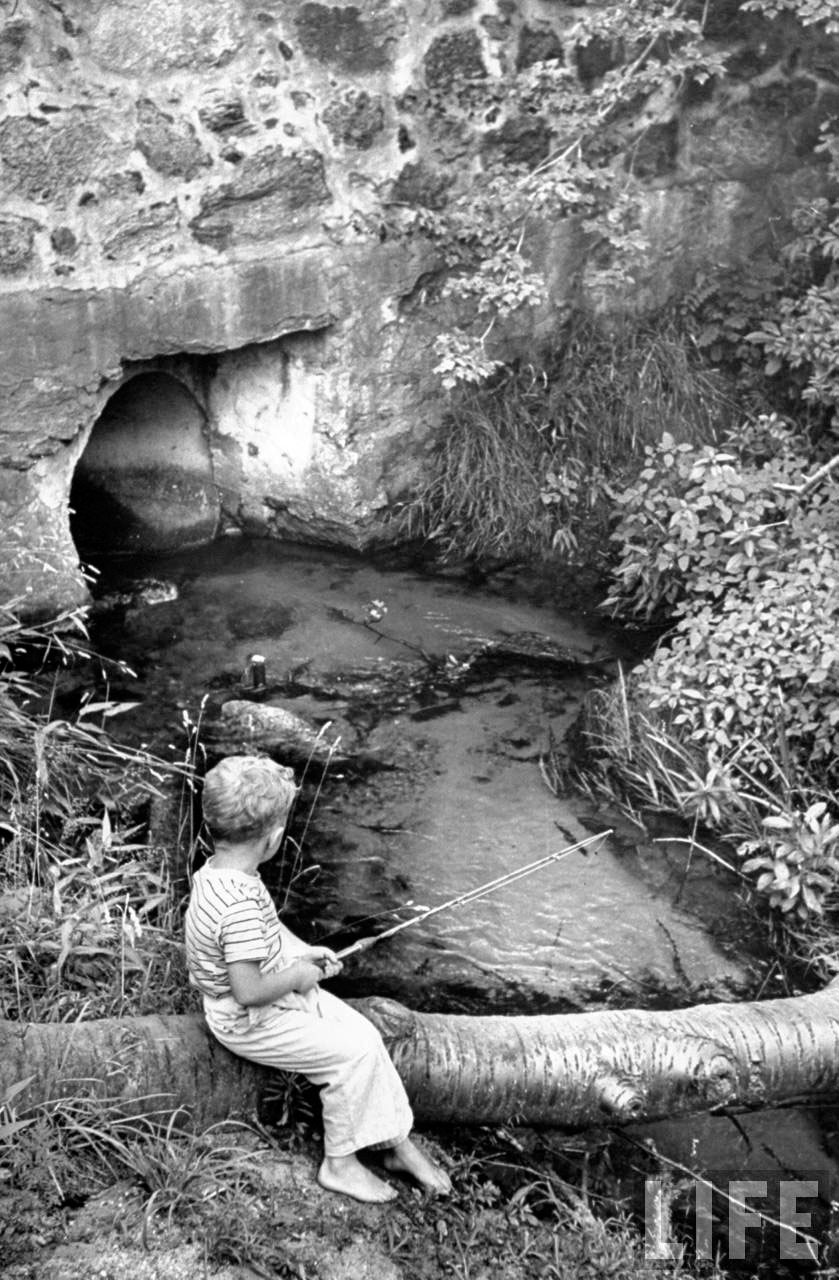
[70,372,220,563]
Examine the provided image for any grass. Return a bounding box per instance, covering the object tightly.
[566,664,839,990]
[0,601,194,1022]
[401,312,739,570]
[0,1089,727,1279]
[402,379,557,565]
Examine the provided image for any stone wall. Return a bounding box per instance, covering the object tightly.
[1,0,837,611]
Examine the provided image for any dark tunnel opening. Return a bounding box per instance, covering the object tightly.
[70,371,220,565]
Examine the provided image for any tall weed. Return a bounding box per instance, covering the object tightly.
[404,314,738,568]
[0,603,191,1020]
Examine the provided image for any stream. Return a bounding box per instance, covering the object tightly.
[87,534,759,1014]
[86,534,839,1269]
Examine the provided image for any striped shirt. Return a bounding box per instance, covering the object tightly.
[185,862,284,1000]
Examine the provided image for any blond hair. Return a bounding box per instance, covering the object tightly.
[202,755,297,844]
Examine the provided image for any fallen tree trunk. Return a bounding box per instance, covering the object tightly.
[4,984,839,1129]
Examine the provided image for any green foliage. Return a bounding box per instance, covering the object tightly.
[678,259,788,404]
[413,2,730,388]
[603,416,813,620]
[410,315,736,567]
[0,1103,709,1280]
[592,413,839,928]
[432,330,505,391]
[741,0,839,32]
[746,128,839,418]
[402,378,557,563]
[0,604,191,1020]
[0,826,190,1021]
[739,801,839,917]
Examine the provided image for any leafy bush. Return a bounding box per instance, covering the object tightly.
[739,801,839,918]
[602,416,819,621]
[747,127,839,420]
[587,414,839,931]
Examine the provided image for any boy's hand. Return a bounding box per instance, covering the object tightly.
[301,946,343,981]
[292,959,327,993]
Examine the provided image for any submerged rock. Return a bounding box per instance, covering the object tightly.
[205,697,390,772]
[469,631,610,673]
[94,578,180,609]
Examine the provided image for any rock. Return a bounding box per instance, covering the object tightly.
[390,159,451,208]
[96,579,179,609]
[0,112,125,206]
[682,103,791,179]
[208,698,356,767]
[480,15,510,40]
[190,147,331,246]
[206,698,392,772]
[627,119,679,180]
[88,0,246,75]
[197,94,248,134]
[135,100,211,180]
[481,116,551,168]
[469,631,607,673]
[102,200,180,261]
[516,24,563,70]
[293,3,400,72]
[0,18,28,74]
[81,170,146,203]
[575,35,621,86]
[50,225,77,256]
[424,30,487,90]
[0,215,38,274]
[322,90,386,150]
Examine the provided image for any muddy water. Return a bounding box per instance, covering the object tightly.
[90,535,759,1013]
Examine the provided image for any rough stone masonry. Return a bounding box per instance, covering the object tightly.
[1,0,837,611]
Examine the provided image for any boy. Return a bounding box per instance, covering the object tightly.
[185,753,451,1204]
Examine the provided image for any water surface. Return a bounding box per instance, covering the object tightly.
[91,536,758,1012]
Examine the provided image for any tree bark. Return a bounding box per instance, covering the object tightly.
[4,985,839,1129]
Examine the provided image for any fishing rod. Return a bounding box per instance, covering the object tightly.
[333,829,613,961]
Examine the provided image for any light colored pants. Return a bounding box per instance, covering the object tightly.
[205,986,414,1157]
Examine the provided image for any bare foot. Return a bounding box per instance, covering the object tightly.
[318,1154,398,1204]
[383,1138,452,1195]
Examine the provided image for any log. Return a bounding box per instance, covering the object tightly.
[3,985,839,1129]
